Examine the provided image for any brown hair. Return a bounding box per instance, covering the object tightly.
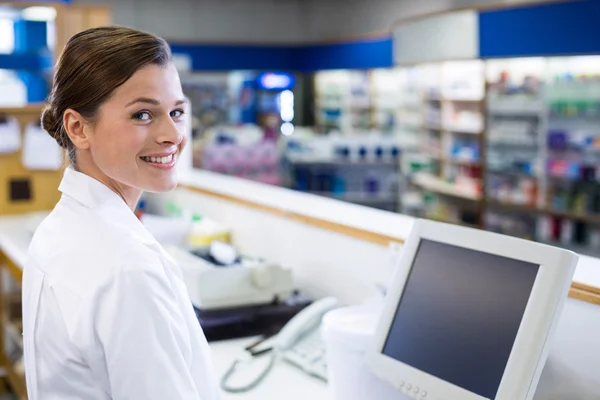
[42,26,172,167]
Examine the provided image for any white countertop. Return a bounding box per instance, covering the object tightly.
[210,337,329,400]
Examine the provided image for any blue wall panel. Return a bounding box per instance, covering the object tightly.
[480,0,600,58]
[299,37,394,70]
[170,36,393,72]
[169,44,299,71]
[0,54,52,70]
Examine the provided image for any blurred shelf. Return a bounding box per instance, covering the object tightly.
[487,102,544,116]
[413,173,482,201]
[544,209,600,225]
[4,320,23,350]
[444,158,482,167]
[487,200,539,213]
[426,97,483,103]
[425,216,479,229]
[444,127,483,135]
[0,352,26,400]
[538,239,600,259]
[307,192,398,204]
[286,158,398,166]
[487,169,537,178]
[429,156,482,167]
[487,141,538,148]
[443,98,483,103]
[487,200,600,224]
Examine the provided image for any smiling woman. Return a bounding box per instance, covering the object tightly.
[42,27,189,207]
[22,27,220,400]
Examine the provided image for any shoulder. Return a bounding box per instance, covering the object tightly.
[27,197,161,298]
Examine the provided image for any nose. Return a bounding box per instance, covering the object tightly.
[156,116,184,146]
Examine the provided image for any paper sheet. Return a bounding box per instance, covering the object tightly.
[0,116,21,154]
[21,122,64,170]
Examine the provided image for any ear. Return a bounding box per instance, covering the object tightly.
[63,108,92,150]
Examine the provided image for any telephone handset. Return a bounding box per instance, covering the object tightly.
[220,297,340,393]
[275,296,339,351]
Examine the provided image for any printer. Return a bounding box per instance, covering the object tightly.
[164,243,294,311]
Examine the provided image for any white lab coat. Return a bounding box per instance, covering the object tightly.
[22,168,221,400]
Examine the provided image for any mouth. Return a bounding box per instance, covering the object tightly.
[140,153,177,169]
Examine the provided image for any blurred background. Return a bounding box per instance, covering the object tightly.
[3,0,600,259]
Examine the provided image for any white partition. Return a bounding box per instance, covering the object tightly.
[393,10,479,65]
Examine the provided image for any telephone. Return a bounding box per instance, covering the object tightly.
[220,296,340,393]
[277,296,339,380]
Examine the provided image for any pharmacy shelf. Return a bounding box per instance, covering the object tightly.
[428,155,482,168]
[287,158,398,167]
[308,191,398,204]
[426,97,483,103]
[487,200,600,225]
[487,169,537,178]
[425,216,479,229]
[412,173,482,201]
[444,127,483,135]
[539,240,600,259]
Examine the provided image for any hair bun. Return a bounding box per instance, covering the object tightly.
[41,105,66,148]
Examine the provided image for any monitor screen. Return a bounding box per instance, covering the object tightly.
[382,239,540,399]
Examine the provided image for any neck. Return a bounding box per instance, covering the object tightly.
[74,153,142,211]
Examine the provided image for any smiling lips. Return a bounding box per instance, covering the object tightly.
[140,153,176,169]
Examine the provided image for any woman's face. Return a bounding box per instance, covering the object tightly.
[86,62,188,194]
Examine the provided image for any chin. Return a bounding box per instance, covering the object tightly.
[145,176,179,193]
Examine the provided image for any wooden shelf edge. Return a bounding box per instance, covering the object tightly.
[0,353,27,400]
[569,286,600,306]
[0,104,46,115]
[0,252,23,284]
[178,184,404,247]
[571,281,600,297]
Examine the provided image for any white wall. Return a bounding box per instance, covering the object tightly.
[76,0,551,43]
[162,183,600,398]
[303,0,552,41]
[75,0,307,43]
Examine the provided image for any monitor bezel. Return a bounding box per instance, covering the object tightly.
[366,219,578,400]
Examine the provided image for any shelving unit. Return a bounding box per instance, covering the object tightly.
[484,58,547,242]
[407,60,486,226]
[310,56,600,257]
[311,68,428,213]
[0,4,111,397]
[314,70,372,133]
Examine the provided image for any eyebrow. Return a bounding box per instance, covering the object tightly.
[126,97,188,107]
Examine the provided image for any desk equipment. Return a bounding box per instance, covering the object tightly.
[367,219,578,400]
[322,304,400,400]
[276,296,338,381]
[164,243,293,310]
[195,293,312,342]
[220,296,339,393]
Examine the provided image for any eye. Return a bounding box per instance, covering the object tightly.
[170,109,185,118]
[133,111,151,121]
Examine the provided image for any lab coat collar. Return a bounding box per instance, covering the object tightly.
[58,168,156,245]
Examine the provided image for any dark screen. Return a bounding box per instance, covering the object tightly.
[382,239,539,399]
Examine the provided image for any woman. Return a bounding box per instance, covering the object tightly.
[22,27,220,399]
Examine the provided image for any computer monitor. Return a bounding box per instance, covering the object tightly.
[367,219,578,400]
